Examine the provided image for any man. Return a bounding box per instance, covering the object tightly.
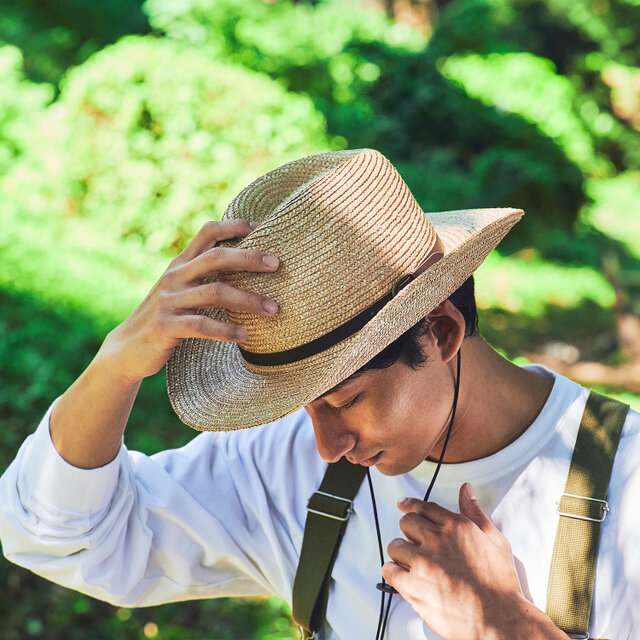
[1,148,638,639]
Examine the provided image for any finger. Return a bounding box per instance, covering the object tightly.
[398,497,452,526]
[176,219,259,264]
[178,246,279,284]
[399,511,438,545]
[386,537,420,567]
[458,483,496,536]
[167,281,279,316]
[381,561,409,592]
[171,313,249,342]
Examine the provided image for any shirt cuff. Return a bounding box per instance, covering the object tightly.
[19,396,124,515]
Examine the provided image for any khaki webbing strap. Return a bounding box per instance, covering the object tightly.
[292,457,367,639]
[545,391,629,639]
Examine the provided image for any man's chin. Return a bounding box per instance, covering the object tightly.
[375,457,422,476]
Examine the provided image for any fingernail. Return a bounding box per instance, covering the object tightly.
[398,497,410,507]
[465,483,476,500]
[249,221,260,230]
[263,255,279,269]
[263,300,278,315]
[236,328,249,340]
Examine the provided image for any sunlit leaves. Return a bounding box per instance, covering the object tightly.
[439,52,598,172]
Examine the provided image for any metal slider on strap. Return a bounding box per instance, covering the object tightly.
[297,627,316,640]
[306,490,354,522]
[556,493,610,523]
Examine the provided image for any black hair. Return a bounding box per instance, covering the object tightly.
[320,275,478,396]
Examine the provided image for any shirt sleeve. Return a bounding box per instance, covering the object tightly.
[0,397,307,607]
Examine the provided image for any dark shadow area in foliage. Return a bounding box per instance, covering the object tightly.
[0,287,195,473]
[0,288,104,468]
[0,562,291,640]
[479,299,618,362]
[424,0,640,171]
[533,220,640,271]
[0,0,150,85]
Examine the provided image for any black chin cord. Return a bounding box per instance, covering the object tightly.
[368,348,462,640]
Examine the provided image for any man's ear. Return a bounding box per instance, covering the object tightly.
[425,300,465,363]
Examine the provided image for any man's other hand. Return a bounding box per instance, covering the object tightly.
[382,483,567,640]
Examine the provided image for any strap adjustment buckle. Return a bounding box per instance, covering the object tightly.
[307,490,354,522]
[556,493,610,523]
[297,626,316,639]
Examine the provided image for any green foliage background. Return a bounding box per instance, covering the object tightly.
[1,0,640,638]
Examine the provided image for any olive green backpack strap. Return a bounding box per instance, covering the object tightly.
[292,457,367,639]
[545,390,629,640]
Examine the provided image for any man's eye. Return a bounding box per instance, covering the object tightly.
[335,394,361,412]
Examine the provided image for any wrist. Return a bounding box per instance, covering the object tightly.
[494,595,567,640]
[93,332,145,389]
[90,355,143,391]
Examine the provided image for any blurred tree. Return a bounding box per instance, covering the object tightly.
[0,45,53,175]
[143,0,591,247]
[367,0,435,32]
[4,35,337,255]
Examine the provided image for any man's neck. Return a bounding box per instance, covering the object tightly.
[429,337,554,464]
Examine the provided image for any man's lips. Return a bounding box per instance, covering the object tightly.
[349,451,382,467]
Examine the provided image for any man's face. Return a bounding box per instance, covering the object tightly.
[304,349,457,476]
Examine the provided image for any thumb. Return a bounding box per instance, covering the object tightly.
[458,482,495,534]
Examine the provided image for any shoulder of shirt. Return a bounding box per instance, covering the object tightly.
[520,362,639,442]
[617,400,640,451]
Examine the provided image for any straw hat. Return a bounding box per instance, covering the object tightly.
[166,148,523,430]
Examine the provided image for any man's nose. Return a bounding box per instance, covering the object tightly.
[308,413,358,463]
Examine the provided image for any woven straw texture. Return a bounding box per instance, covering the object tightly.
[166,148,523,430]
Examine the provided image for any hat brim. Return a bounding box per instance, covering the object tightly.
[166,207,523,430]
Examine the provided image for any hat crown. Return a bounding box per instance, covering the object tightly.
[216,148,437,358]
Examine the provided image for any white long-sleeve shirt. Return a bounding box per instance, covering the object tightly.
[1,364,639,639]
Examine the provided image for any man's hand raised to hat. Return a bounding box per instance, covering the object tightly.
[97,219,280,385]
[381,484,568,640]
[50,220,279,469]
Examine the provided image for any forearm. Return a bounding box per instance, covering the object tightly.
[50,340,142,469]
